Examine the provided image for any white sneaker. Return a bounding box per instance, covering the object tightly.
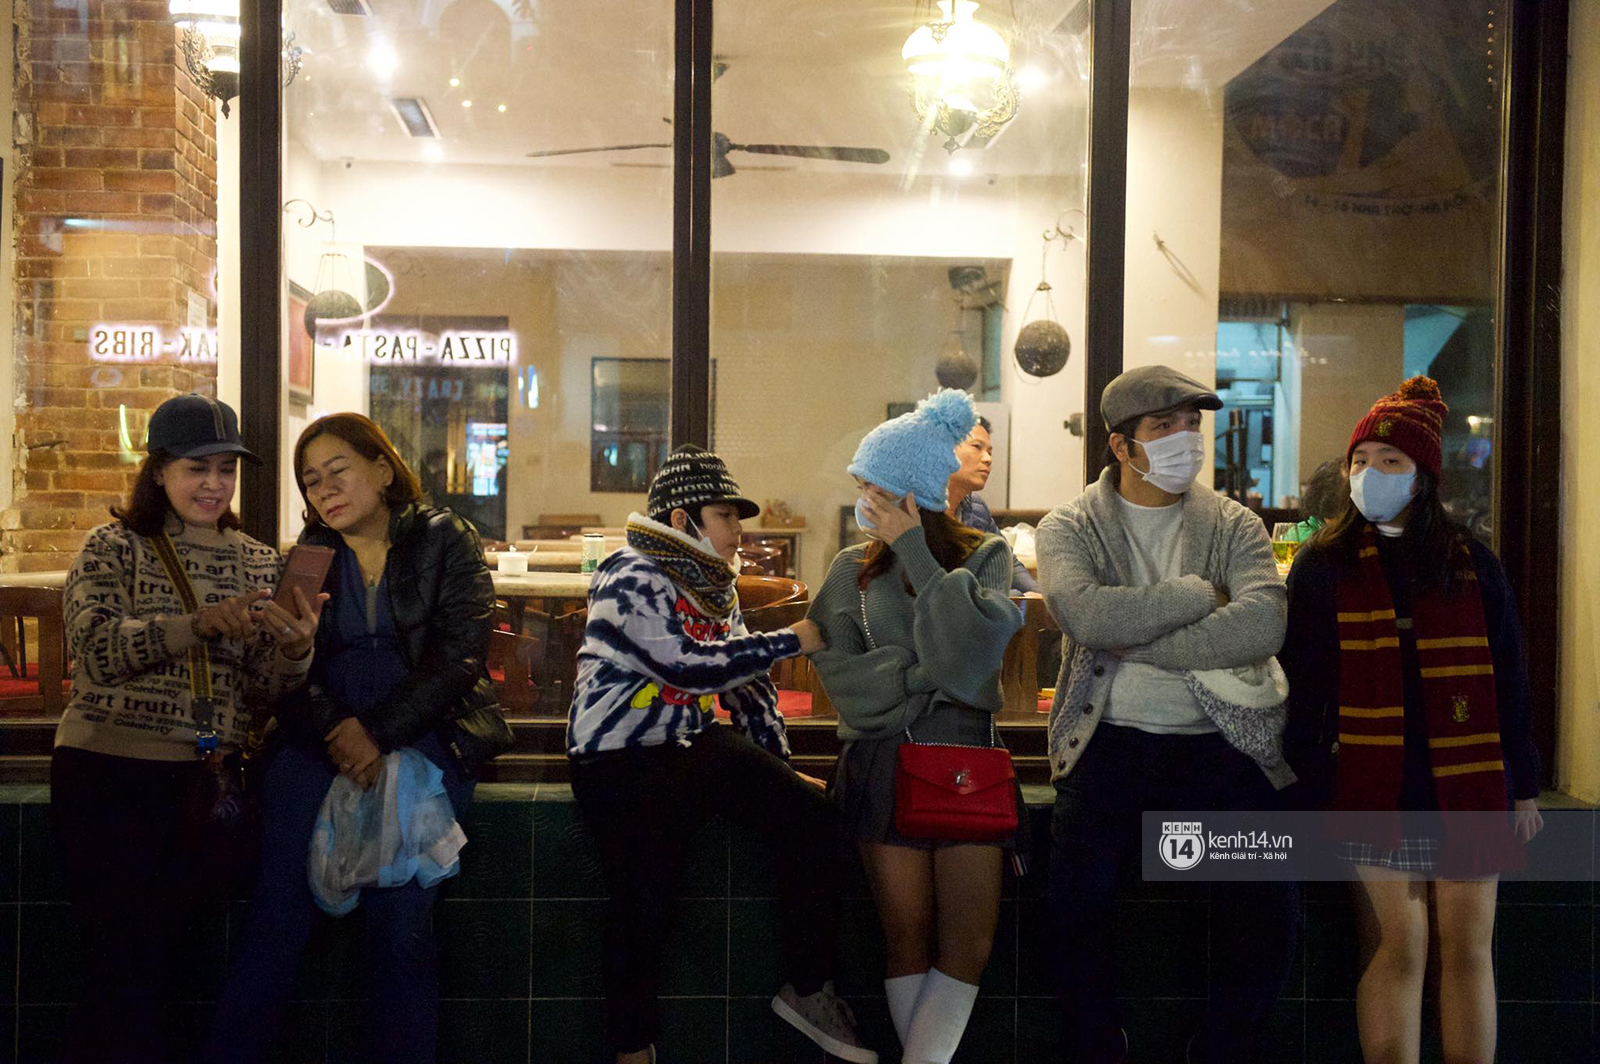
[770,981,879,1064]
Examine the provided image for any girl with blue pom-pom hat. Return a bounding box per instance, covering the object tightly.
[809,387,1027,1064]
[847,387,977,514]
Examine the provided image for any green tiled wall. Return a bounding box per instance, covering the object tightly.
[0,788,1595,1064]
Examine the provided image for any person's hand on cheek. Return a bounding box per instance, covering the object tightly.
[861,489,920,546]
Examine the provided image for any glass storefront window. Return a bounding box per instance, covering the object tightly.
[278,1,674,549]
[2,3,232,573]
[1124,0,1506,538]
[706,0,1092,720]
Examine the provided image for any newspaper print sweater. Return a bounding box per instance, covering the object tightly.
[54,520,312,761]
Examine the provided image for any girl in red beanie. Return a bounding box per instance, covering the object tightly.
[1281,376,1543,1064]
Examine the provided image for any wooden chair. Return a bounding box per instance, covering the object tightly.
[1000,596,1060,718]
[524,514,603,541]
[990,509,1050,529]
[770,653,836,718]
[487,629,541,715]
[735,575,806,612]
[734,594,838,720]
[738,543,787,577]
[511,602,588,716]
[739,533,794,577]
[0,586,69,715]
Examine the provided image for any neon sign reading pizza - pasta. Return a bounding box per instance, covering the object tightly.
[337,330,517,366]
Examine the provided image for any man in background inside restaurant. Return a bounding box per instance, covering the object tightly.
[946,416,1041,595]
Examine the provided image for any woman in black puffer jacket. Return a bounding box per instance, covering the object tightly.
[206,413,512,1064]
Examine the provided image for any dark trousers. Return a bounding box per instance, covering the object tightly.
[1049,724,1300,1064]
[204,732,473,1064]
[50,746,209,1064]
[570,725,838,1055]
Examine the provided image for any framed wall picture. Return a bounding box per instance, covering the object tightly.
[287,282,314,405]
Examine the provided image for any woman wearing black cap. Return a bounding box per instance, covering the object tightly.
[50,393,326,1064]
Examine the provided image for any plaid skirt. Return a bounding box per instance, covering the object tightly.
[1339,837,1439,874]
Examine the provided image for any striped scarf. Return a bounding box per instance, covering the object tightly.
[624,514,738,620]
[1333,529,1518,874]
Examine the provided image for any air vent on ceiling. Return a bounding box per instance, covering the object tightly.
[1051,0,1088,36]
[327,0,372,15]
[389,97,440,138]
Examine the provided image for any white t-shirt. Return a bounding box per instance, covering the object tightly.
[1102,495,1217,735]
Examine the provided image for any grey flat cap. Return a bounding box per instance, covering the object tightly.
[1101,364,1223,429]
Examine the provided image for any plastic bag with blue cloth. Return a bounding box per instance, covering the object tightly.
[308,747,468,917]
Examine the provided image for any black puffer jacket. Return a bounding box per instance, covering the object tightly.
[276,503,514,773]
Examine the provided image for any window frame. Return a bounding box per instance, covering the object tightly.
[237,0,1569,783]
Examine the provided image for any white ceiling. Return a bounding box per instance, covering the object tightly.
[284,0,1334,175]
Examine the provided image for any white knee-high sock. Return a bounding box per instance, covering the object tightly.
[884,972,927,1045]
[901,968,979,1064]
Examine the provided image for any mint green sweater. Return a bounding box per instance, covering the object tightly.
[807,527,1022,741]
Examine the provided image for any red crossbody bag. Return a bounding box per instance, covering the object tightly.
[858,590,1019,842]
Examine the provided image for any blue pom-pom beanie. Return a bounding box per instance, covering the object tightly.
[848,389,977,511]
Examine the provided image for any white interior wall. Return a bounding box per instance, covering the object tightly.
[1121,87,1227,487]
[279,88,1233,560]
[1290,304,1406,483]
[283,150,1096,557]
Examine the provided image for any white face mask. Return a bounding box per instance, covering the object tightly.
[1349,467,1417,525]
[1131,430,1206,494]
[681,515,722,559]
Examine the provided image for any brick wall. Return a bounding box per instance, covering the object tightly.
[3,0,219,573]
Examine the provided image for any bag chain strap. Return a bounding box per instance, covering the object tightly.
[862,589,1001,751]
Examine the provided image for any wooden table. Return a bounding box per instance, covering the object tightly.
[0,572,68,589]
[0,572,70,713]
[486,551,585,572]
[491,571,593,716]
[579,527,806,575]
[516,539,616,553]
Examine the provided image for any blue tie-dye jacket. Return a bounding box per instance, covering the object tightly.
[565,548,800,759]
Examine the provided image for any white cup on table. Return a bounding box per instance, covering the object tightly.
[498,550,529,575]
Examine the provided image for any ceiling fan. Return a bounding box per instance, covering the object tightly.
[526,130,890,178]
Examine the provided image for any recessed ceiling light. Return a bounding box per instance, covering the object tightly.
[423,143,444,161]
[449,77,460,87]
[461,99,473,108]
[367,40,398,80]
[497,103,507,113]
[949,156,973,176]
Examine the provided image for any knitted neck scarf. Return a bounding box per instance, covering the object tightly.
[625,513,738,620]
[1333,527,1518,874]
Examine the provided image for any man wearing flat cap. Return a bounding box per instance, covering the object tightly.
[1036,365,1298,1064]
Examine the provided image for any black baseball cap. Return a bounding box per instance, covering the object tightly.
[147,393,260,463]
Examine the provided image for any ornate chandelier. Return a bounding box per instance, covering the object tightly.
[902,0,1019,153]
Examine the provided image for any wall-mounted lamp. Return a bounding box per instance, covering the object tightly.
[284,199,363,336]
[169,0,302,117]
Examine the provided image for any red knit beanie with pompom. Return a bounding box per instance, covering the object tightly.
[1347,376,1449,478]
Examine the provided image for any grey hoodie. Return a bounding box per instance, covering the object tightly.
[1036,467,1288,782]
